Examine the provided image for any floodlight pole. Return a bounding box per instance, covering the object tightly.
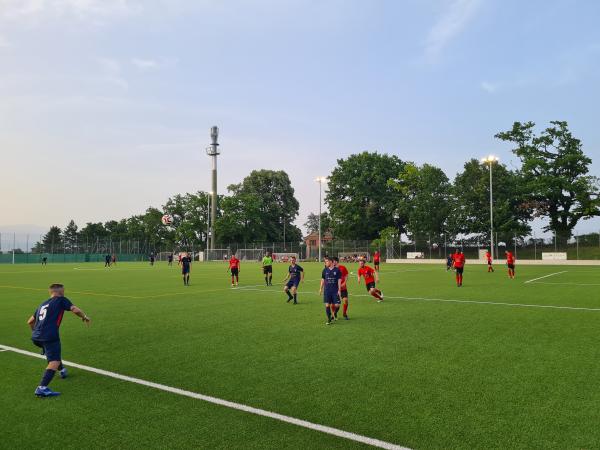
[315,177,326,262]
[481,155,498,261]
[206,193,211,250]
[206,127,220,251]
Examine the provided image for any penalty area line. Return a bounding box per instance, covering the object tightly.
[0,344,409,450]
[524,271,567,284]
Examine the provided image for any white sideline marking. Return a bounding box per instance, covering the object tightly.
[530,281,600,287]
[524,271,567,284]
[0,344,409,450]
[233,287,600,312]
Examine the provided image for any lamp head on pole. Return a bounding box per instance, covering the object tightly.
[480,154,499,164]
[315,176,327,184]
[210,126,219,145]
[206,126,220,156]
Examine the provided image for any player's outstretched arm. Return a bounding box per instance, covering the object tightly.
[301,272,305,283]
[27,315,35,330]
[70,305,91,324]
[319,279,324,295]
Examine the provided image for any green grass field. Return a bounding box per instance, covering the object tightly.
[2,261,600,449]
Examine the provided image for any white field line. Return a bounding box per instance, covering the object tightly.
[524,271,568,284]
[0,344,409,450]
[233,287,600,312]
[530,281,600,287]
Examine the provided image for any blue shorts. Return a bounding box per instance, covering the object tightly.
[33,339,61,362]
[182,267,190,274]
[286,280,299,289]
[323,291,338,304]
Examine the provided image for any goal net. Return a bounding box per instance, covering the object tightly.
[156,251,175,262]
[337,252,371,263]
[272,252,299,263]
[205,249,231,261]
[237,248,265,261]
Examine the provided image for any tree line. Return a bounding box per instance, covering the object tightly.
[306,121,599,245]
[36,120,599,253]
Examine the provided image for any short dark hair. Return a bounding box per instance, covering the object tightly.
[332,256,339,262]
[49,283,64,290]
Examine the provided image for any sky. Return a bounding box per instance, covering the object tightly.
[1,0,600,245]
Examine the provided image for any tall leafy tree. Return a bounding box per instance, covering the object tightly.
[495,121,600,241]
[389,163,451,240]
[304,212,332,235]
[42,226,62,253]
[326,152,406,239]
[62,220,79,253]
[221,170,301,244]
[448,159,532,242]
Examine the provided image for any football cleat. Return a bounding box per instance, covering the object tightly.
[35,386,61,397]
[59,368,68,379]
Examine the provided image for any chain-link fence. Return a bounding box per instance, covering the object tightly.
[1,231,599,263]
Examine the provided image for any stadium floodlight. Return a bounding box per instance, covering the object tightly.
[206,191,213,250]
[206,127,220,251]
[315,176,328,262]
[481,155,499,260]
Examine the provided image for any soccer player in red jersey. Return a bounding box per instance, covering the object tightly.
[228,253,241,286]
[373,250,381,271]
[357,259,383,302]
[505,251,516,279]
[452,250,465,287]
[485,250,494,272]
[333,257,350,319]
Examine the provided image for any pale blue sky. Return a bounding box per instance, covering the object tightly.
[1,0,599,240]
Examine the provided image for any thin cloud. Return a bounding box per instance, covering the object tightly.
[0,35,10,48]
[424,0,482,63]
[480,81,498,93]
[96,57,128,89]
[0,0,142,21]
[132,58,159,71]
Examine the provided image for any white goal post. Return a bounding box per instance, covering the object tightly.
[205,249,231,261]
[237,248,265,261]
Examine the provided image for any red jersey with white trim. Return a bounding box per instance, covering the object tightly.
[358,266,376,284]
[338,265,349,289]
[229,257,240,269]
[374,251,380,262]
[485,252,492,263]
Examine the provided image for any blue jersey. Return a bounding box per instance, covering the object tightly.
[288,264,304,281]
[321,267,341,293]
[182,257,191,270]
[31,296,73,342]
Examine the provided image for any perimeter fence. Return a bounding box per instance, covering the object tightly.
[1,231,599,264]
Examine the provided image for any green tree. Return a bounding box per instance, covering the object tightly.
[389,163,451,240]
[448,159,532,242]
[42,226,62,253]
[63,220,79,253]
[495,121,600,241]
[304,212,333,235]
[219,170,301,244]
[326,152,406,239]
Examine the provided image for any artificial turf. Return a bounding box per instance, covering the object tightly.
[1,261,600,449]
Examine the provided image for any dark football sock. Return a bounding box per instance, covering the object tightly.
[287,290,293,300]
[293,293,297,303]
[40,369,56,387]
[58,363,63,371]
[325,307,332,321]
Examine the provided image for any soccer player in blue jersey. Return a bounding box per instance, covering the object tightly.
[319,257,342,325]
[181,253,192,285]
[283,256,304,304]
[27,283,91,397]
